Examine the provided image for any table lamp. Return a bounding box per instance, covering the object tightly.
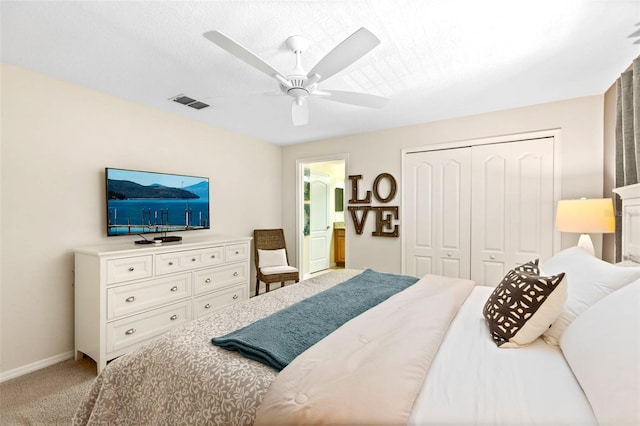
[555,198,615,256]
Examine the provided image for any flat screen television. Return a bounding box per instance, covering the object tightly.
[106,168,210,237]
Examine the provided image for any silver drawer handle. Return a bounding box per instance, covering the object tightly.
[170,286,178,292]
[168,261,174,266]
[192,258,197,262]
[235,251,239,255]
[211,255,216,259]
[205,278,211,283]
[125,296,136,303]
[233,272,239,277]
[490,255,496,260]
[232,294,238,300]
[125,328,136,335]
[170,314,178,320]
[204,303,211,309]
[128,267,135,272]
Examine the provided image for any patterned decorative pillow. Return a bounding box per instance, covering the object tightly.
[483,260,566,348]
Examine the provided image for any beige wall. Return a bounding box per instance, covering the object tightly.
[282,95,606,274]
[0,64,282,375]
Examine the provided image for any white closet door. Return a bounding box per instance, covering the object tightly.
[470,138,555,286]
[404,148,471,278]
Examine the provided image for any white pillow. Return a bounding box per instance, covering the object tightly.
[560,280,640,426]
[541,246,640,345]
[258,248,288,268]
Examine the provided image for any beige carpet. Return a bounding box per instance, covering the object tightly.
[0,358,96,425]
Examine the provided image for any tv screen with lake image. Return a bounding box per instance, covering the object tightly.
[106,168,210,236]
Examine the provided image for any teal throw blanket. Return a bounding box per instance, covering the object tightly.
[211,269,418,371]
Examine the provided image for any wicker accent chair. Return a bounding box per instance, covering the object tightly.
[253,229,299,296]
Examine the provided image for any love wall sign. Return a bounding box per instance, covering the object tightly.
[347,173,399,237]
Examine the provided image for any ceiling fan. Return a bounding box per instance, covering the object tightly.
[203,27,388,126]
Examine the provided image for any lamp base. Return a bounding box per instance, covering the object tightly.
[577,234,595,256]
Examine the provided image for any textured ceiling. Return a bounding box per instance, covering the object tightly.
[2,0,639,145]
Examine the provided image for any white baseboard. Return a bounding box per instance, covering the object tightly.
[0,351,74,383]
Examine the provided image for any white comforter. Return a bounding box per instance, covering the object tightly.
[410,286,597,426]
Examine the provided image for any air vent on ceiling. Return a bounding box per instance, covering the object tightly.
[170,94,210,110]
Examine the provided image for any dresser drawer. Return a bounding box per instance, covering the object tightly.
[194,283,248,318]
[107,273,191,320]
[226,243,249,263]
[155,246,225,275]
[194,262,248,294]
[106,255,153,285]
[106,301,191,354]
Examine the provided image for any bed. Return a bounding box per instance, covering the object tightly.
[74,185,640,426]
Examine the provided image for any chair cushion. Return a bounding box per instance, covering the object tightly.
[260,265,299,275]
[258,248,288,268]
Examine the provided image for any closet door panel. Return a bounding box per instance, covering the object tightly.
[415,163,434,249]
[511,139,555,265]
[405,159,436,277]
[414,256,433,278]
[471,138,555,285]
[440,158,472,279]
[405,149,471,278]
[472,148,509,285]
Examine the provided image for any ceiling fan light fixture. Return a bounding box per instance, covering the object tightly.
[203,27,387,125]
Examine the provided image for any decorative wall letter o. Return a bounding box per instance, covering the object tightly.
[372,173,397,203]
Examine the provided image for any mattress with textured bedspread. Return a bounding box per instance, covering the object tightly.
[73,269,361,425]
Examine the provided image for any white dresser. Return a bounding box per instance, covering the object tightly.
[74,235,251,373]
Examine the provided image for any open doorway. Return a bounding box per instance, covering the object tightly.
[296,155,347,280]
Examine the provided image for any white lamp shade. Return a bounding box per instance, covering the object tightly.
[555,198,615,234]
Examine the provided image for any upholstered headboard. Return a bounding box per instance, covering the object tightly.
[613,183,640,263]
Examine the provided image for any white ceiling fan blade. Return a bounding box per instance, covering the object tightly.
[307,27,380,83]
[203,30,287,81]
[291,98,309,126]
[315,90,388,108]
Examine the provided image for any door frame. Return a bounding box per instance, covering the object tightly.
[400,129,562,275]
[296,153,349,279]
